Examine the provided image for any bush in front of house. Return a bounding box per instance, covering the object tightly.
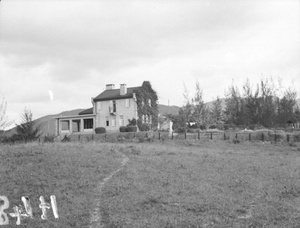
[44,134,55,143]
[138,123,150,132]
[95,127,106,134]
[127,126,137,132]
[120,126,128,132]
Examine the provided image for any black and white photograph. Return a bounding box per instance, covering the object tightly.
[0,0,300,227]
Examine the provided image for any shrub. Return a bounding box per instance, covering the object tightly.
[139,123,150,132]
[175,127,185,133]
[209,125,217,129]
[44,134,55,143]
[127,126,137,132]
[61,135,70,142]
[95,127,106,134]
[223,124,229,131]
[249,124,256,130]
[119,126,127,132]
[127,118,137,126]
[199,125,206,130]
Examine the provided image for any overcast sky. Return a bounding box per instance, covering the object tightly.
[0,0,299,125]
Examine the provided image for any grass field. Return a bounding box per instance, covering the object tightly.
[1,140,300,227]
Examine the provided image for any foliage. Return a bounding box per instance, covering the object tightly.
[223,77,299,129]
[127,126,138,132]
[210,96,223,124]
[16,108,42,142]
[138,123,150,132]
[127,118,137,126]
[44,134,55,142]
[95,127,106,134]
[61,135,71,142]
[119,126,128,132]
[192,80,210,126]
[134,81,159,131]
[179,83,193,130]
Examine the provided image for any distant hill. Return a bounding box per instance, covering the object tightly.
[158,104,180,116]
[4,109,86,137]
[205,98,226,110]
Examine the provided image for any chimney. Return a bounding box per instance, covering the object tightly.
[106,84,115,90]
[120,84,127,95]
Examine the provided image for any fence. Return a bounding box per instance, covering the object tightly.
[57,130,300,144]
[2,130,299,145]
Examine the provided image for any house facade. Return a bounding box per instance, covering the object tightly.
[55,81,158,136]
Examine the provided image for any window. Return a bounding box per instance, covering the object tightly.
[148,99,151,107]
[145,115,149,124]
[106,117,109,126]
[112,116,116,126]
[149,115,152,124]
[113,100,116,112]
[84,119,93,129]
[126,99,130,108]
[142,100,144,107]
[97,102,101,112]
[61,120,70,131]
[119,115,124,126]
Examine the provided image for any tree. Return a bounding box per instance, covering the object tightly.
[192,80,208,127]
[258,78,277,128]
[0,96,12,132]
[243,78,260,126]
[224,82,245,126]
[16,108,42,142]
[179,83,193,130]
[276,88,297,127]
[210,96,223,124]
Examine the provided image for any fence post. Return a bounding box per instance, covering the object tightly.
[184,131,186,139]
[235,133,238,140]
[210,132,213,140]
[274,133,276,143]
[262,133,264,142]
[78,134,80,141]
[172,132,174,140]
[198,131,200,140]
[159,132,160,140]
[92,134,94,141]
[224,132,226,140]
[249,133,251,141]
[287,134,290,142]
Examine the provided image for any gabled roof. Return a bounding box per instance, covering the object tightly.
[93,86,140,102]
[78,107,93,115]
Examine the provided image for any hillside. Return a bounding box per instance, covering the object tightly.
[4,109,86,137]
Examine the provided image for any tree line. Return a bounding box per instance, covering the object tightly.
[168,78,300,132]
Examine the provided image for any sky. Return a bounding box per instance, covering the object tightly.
[0,0,299,126]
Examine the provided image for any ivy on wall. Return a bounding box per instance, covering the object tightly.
[134,81,158,131]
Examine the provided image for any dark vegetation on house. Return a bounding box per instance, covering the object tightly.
[135,81,159,131]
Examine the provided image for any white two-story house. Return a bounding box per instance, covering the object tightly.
[55,81,158,135]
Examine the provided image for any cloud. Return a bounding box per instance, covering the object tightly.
[0,0,299,122]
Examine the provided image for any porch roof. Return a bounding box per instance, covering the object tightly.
[54,114,96,120]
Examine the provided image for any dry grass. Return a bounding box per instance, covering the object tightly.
[0,142,124,227]
[1,140,300,227]
[99,141,300,227]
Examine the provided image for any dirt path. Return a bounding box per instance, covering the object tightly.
[89,152,129,228]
